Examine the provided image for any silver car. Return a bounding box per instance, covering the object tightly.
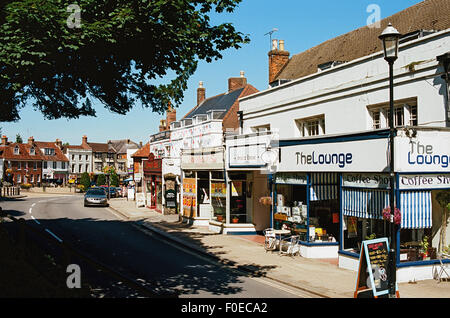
[84,187,108,207]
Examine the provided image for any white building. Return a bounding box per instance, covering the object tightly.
[235,0,450,284]
[62,135,93,181]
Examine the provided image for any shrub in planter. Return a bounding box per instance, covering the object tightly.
[20,183,32,190]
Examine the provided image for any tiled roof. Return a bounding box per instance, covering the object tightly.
[108,139,140,154]
[88,142,114,153]
[35,141,69,162]
[183,88,245,119]
[276,0,450,82]
[0,142,44,161]
[132,142,150,158]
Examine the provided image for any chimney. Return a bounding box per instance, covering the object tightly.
[1,135,7,145]
[166,101,177,129]
[268,39,290,84]
[82,135,88,145]
[197,81,206,106]
[228,71,247,92]
[28,136,34,145]
[159,119,166,132]
[55,139,63,149]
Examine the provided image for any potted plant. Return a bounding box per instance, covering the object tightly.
[232,216,239,223]
[259,196,272,206]
[420,236,430,260]
[216,214,224,222]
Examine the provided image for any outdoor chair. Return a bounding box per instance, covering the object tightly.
[279,235,300,257]
[263,228,278,252]
[434,252,450,283]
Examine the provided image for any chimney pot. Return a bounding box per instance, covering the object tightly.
[279,40,285,51]
[272,39,278,50]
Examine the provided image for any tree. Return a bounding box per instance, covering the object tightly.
[110,172,119,187]
[96,174,106,186]
[80,172,90,192]
[15,134,23,143]
[0,0,249,122]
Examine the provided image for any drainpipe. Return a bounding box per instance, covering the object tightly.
[437,53,450,126]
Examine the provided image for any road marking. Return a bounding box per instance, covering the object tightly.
[31,203,36,207]
[45,229,63,243]
[29,208,33,214]
[31,216,41,225]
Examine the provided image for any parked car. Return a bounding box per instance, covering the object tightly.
[108,187,118,198]
[84,187,108,207]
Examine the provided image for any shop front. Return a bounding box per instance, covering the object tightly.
[221,132,275,235]
[181,147,224,226]
[143,154,163,212]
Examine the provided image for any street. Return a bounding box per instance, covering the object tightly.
[0,194,314,298]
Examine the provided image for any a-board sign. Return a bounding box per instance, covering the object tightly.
[354,237,399,298]
[165,189,177,208]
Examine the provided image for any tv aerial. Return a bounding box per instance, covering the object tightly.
[264,28,279,50]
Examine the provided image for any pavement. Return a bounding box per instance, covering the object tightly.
[8,193,449,298]
[105,197,450,298]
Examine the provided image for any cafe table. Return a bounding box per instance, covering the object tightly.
[273,229,292,253]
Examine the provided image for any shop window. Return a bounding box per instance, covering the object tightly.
[342,216,387,254]
[230,180,247,223]
[399,228,434,262]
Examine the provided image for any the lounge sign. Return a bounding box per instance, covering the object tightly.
[396,132,450,172]
[278,138,389,172]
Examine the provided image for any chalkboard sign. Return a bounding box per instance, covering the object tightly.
[165,189,177,208]
[354,237,399,298]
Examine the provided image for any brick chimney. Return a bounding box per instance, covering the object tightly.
[82,135,88,145]
[28,136,34,145]
[228,71,247,92]
[166,102,176,129]
[1,135,7,145]
[268,39,290,84]
[55,139,63,149]
[197,81,206,106]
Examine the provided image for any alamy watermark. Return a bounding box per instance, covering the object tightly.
[366,4,381,29]
[66,4,82,29]
[66,264,81,289]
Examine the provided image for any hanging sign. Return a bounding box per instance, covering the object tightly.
[354,238,399,298]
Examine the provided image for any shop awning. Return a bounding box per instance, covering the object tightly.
[400,191,432,229]
[342,188,389,220]
[310,173,339,201]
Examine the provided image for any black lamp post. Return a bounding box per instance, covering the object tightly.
[379,23,401,298]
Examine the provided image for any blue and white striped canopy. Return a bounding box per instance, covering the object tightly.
[342,188,389,220]
[400,191,432,229]
[310,173,339,201]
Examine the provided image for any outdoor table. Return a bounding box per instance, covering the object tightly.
[273,229,291,253]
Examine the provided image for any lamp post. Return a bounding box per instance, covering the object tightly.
[379,23,401,298]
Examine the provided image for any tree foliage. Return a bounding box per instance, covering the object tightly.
[0,0,249,122]
[80,171,90,191]
[96,173,106,186]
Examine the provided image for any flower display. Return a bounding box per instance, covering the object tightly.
[382,206,401,225]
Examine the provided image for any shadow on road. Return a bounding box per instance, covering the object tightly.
[0,210,279,298]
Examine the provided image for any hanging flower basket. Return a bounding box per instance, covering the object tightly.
[259,196,272,206]
[382,206,401,225]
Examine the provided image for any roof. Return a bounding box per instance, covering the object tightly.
[276,0,450,82]
[183,87,245,119]
[88,142,115,153]
[132,142,150,158]
[0,142,45,161]
[108,139,140,154]
[35,141,69,162]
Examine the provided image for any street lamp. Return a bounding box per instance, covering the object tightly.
[379,23,401,298]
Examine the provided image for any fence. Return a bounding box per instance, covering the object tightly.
[0,186,21,197]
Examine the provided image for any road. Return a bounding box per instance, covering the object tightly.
[0,194,315,298]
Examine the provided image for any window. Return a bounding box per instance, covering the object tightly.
[86,164,89,172]
[30,174,33,183]
[44,161,48,169]
[72,164,75,173]
[14,146,19,155]
[44,148,55,156]
[368,98,417,130]
[18,162,21,170]
[53,161,57,169]
[30,147,35,155]
[295,115,325,137]
[95,152,102,159]
[251,124,271,132]
[371,110,381,129]
[72,154,75,161]
[17,174,21,183]
[86,155,89,161]
[33,162,37,170]
[95,163,102,171]
[79,164,82,173]
[62,162,66,169]
[409,105,418,126]
[79,155,82,161]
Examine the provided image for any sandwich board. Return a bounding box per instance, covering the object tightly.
[354,237,399,298]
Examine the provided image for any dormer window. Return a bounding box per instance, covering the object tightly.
[44,148,55,156]
[14,146,19,155]
[30,147,35,155]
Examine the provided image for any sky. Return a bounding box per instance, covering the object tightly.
[1,0,424,145]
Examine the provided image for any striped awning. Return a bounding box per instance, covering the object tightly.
[400,191,432,229]
[310,173,339,201]
[342,188,389,219]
